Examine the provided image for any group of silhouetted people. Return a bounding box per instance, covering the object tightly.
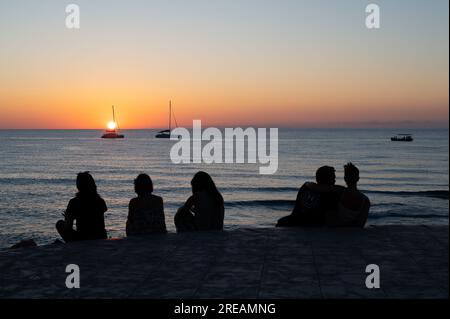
[56,163,370,243]
[276,163,370,228]
[56,171,225,242]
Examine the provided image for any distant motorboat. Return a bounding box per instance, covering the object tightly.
[102,106,125,139]
[156,100,180,139]
[391,134,413,142]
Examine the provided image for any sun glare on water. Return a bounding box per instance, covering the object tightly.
[107,121,117,130]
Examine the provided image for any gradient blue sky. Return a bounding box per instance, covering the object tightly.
[0,0,448,128]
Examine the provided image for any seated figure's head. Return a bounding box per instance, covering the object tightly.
[344,162,359,187]
[134,173,154,196]
[191,171,224,205]
[315,166,336,185]
[76,171,97,196]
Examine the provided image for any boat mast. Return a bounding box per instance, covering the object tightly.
[112,105,120,131]
[169,100,172,132]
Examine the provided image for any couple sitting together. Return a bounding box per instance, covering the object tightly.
[277,163,370,228]
[56,171,224,242]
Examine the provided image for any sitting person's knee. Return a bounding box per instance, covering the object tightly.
[56,220,65,231]
[276,216,289,227]
[276,214,301,227]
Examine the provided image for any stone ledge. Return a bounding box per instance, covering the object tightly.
[0,225,448,299]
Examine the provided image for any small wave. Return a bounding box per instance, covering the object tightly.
[222,188,448,200]
[221,187,299,193]
[226,199,295,208]
[222,188,449,200]
[1,177,447,200]
[371,203,407,207]
[369,212,448,219]
[0,177,74,185]
[225,198,445,212]
[365,190,449,199]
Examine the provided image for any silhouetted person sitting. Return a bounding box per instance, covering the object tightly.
[326,163,370,227]
[56,172,107,242]
[175,171,225,232]
[126,174,167,236]
[276,166,342,227]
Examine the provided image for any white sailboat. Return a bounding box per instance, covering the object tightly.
[156,100,178,138]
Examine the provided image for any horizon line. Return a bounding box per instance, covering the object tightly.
[0,126,448,130]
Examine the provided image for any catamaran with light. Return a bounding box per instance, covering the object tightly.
[102,106,124,139]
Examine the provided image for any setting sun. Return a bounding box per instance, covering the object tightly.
[107,121,117,130]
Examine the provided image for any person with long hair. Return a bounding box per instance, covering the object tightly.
[56,172,108,242]
[126,173,167,236]
[175,171,224,232]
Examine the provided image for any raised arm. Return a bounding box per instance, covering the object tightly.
[181,194,199,214]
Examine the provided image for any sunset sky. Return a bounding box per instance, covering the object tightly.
[0,0,448,129]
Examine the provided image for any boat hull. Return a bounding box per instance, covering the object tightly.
[391,138,413,142]
[155,133,182,139]
[155,133,171,138]
[102,133,125,139]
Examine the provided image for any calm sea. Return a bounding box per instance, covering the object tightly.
[0,128,448,248]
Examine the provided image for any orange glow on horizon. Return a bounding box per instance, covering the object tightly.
[0,0,448,129]
[0,56,448,129]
